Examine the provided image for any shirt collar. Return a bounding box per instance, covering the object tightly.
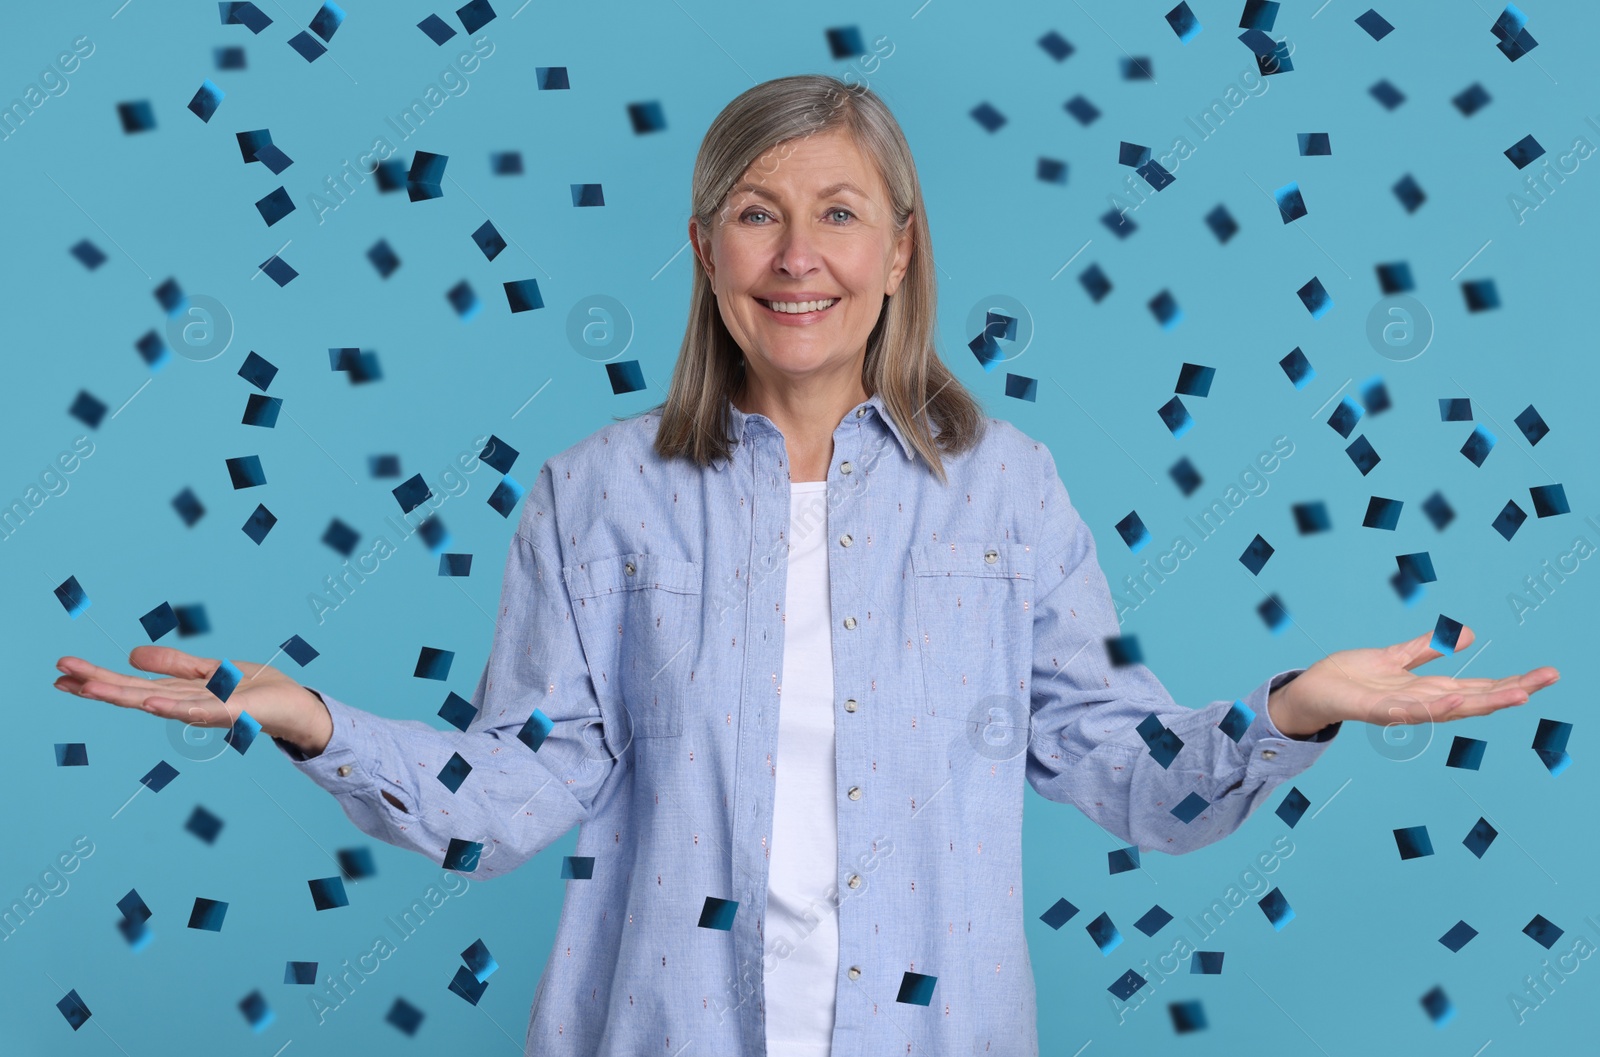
[710,389,918,472]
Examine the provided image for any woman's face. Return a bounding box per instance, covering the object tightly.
[690,127,913,392]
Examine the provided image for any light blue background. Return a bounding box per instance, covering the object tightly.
[2,1,1593,1053]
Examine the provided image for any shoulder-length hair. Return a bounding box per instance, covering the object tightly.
[619,73,987,486]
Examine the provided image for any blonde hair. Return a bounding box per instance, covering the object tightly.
[620,74,987,485]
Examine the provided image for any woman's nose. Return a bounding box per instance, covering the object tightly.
[774,224,820,275]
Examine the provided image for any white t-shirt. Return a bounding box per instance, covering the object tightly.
[763,480,839,1057]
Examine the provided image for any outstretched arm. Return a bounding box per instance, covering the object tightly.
[1025,448,1338,856]
[272,462,627,880]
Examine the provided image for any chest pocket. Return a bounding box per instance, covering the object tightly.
[910,539,1035,719]
[564,551,702,739]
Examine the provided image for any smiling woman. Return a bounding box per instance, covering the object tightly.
[691,129,915,482]
[54,73,1559,1057]
[640,76,987,487]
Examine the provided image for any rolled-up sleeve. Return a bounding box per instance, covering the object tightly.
[271,461,626,879]
[1025,445,1339,855]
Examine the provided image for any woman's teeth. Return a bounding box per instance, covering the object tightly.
[760,298,838,314]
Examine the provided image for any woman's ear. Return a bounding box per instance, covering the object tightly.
[884,211,914,297]
[689,216,715,285]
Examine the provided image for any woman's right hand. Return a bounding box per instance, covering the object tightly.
[53,646,334,757]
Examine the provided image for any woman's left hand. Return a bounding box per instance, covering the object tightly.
[1269,623,1560,737]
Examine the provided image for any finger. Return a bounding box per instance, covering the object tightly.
[68,678,160,710]
[1419,671,1554,695]
[75,678,230,722]
[127,645,220,680]
[229,657,278,682]
[54,665,195,699]
[1388,630,1441,671]
[1438,684,1533,719]
[55,656,171,693]
[1393,624,1477,671]
[1518,666,1561,691]
[1427,668,1561,700]
[1412,675,1501,692]
[139,648,274,686]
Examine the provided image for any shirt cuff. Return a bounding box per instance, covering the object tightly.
[1261,668,1342,742]
[270,687,387,796]
[1228,668,1341,777]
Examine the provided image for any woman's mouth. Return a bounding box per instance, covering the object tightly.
[755,296,839,319]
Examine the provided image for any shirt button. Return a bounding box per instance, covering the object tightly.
[848,966,862,980]
[984,548,998,563]
[840,460,854,474]
[843,616,857,630]
[839,533,853,547]
[855,407,866,418]
[847,874,861,889]
[847,786,862,801]
[844,698,857,713]
[336,765,352,777]
[624,561,636,576]
[1261,749,1277,759]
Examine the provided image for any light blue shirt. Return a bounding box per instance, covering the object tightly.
[273,390,1339,1056]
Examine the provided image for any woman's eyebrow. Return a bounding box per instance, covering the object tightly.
[730,180,868,201]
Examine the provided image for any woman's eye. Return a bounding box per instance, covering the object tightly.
[740,208,855,224]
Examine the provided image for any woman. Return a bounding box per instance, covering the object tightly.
[55,75,1557,1057]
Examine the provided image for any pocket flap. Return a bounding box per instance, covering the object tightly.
[564,552,703,599]
[911,540,1034,579]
